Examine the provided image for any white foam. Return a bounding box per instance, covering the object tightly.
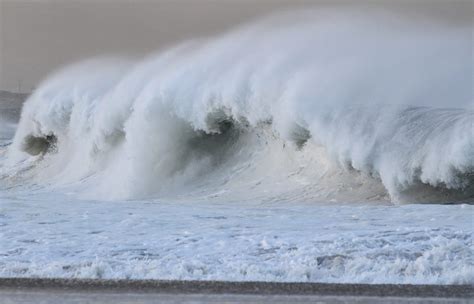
[3,8,473,203]
[0,193,472,284]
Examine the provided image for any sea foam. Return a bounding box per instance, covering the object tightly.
[4,8,473,203]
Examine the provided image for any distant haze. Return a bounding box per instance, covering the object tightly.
[0,0,471,92]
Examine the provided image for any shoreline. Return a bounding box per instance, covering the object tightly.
[1,278,472,298]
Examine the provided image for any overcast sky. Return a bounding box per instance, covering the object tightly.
[0,0,471,92]
[0,0,317,92]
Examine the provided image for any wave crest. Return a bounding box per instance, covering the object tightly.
[4,8,473,203]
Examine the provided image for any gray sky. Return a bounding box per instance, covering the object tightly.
[0,0,316,92]
[0,0,471,92]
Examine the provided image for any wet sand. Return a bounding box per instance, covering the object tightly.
[1,278,472,304]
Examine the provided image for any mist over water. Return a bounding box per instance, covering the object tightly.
[1,6,473,285]
[2,8,473,203]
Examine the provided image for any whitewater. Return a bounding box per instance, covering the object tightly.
[0,8,473,284]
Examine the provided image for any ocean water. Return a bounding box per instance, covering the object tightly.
[0,7,473,284]
[0,188,472,284]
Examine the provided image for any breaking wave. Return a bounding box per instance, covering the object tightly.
[2,8,473,203]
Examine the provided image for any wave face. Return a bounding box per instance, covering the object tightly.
[3,8,473,203]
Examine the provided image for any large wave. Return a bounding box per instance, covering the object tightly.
[3,8,473,203]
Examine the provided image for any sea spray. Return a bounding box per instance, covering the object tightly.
[4,8,473,203]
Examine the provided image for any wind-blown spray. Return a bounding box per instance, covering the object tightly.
[4,8,473,203]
